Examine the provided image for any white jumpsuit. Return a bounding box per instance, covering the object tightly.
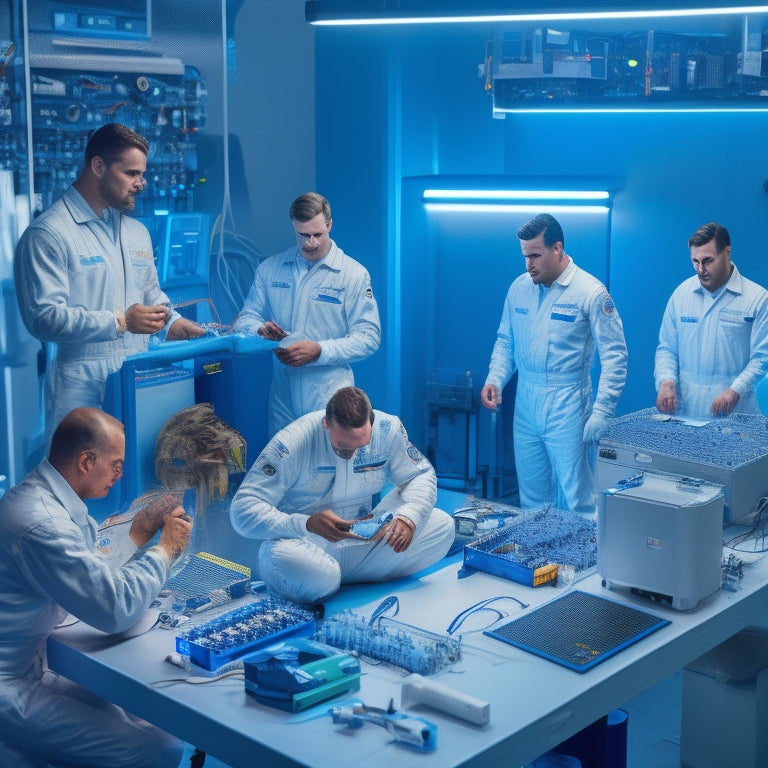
[654,264,768,417]
[485,259,627,513]
[14,187,179,445]
[0,460,181,768]
[232,242,381,436]
[229,409,455,603]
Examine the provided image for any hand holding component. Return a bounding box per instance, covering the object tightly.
[381,516,415,553]
[167,317,206,340]
[124,303,171,334]
[257,321,289,340]
[306,509,360,542]
[129,492,184,547]
[656,379,678,414]
[710,387,739,417]
[274,339,322,367]
[157,507,193,562]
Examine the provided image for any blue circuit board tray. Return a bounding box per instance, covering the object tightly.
[458,507,597,587]
[175,597,317,670]
[484,590,670,672]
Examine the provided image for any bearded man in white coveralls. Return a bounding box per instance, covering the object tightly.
[0,407,192,768]
[229,387,455,604]
[481,213,628,514]
[232,193,381,436]
[14,123,204,448]
[655,222,768,418]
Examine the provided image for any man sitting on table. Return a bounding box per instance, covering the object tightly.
[0,407,192,768]
[230,386,455,604]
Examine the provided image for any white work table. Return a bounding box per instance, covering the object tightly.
[48,553,768,768]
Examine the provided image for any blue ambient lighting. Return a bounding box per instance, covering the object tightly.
[423,189,611,201]
[307,5,768,26]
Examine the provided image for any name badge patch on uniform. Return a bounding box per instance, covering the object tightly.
[79,254,105,266]
[681,316,699,324]
[515,307,529,315]
[354,458,387,473]
[128,249,153,260]
[271,281,291,289]
[312,286,344,304]
[551,303,578,323]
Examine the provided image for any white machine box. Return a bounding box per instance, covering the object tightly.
[597,408,768,523]
[599,471,724,610]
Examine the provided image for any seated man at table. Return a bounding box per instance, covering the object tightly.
[0,407,192,768]
[230,386,455,604]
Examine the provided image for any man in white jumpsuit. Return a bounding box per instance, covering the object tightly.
[14,123,203,447]
[481,213,627,514]
[229,387,455,604]
[232,193,380,436]
[655,222,768,418]
[0,407,192,767]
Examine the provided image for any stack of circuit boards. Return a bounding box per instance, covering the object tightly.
[458,506,597,587]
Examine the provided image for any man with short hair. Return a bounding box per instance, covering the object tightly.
[14,122,204,446]
[655,221,768,417]
[230,386,454,604]
[0,407,192,767]
[480,213,627,514]
[233,192,381,435]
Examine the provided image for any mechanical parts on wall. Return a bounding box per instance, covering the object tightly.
[30,64,206,216]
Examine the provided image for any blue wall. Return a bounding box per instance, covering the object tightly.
[314,24,768,448]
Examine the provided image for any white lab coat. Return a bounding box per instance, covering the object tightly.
[230,409,454,603]
[233,242,381,435]
[14,187,179,445]
[654,264,768,417]
[0,460,181,767]
[485,259,627,513]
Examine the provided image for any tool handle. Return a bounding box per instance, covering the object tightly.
[401,673,490,726]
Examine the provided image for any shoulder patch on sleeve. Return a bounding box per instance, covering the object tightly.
[261,463,277,476]
[601,292,616,316]
[406,444,423,463]
[366,287,374,299]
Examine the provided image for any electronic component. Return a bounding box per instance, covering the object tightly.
[242,637,360,712]
[599,470,724,610]
[163,551,251,613]
[458,506,596,586]
[28,64,206,216]
[598,408,768,522]
[329,700,438,751]
[175,596,316,670]
[400,673,490,726]
[315,605,461,676]
[349,511,393,539]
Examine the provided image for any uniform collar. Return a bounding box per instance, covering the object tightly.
[553,256,576,287]
[63,185,105,225]
[692,262,743,297]
[286,240,342,273]
[38,458,90,528]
